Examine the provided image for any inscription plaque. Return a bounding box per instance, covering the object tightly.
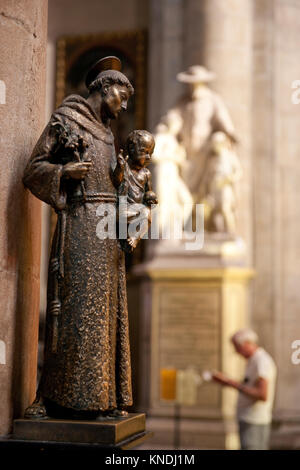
[158,286,220,407]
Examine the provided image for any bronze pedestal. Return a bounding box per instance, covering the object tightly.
[13,413,150,450]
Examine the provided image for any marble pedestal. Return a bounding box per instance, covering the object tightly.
[128,248,254,449]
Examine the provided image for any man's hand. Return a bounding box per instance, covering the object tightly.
[212,371,234,387]
[62,161,92,180]
[212,371,268,401]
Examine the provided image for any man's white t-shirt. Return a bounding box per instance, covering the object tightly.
[237,347,277,425]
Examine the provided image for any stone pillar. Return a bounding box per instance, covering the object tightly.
[0,0,48,435]
[252,0,300,447]
[147,0,185,130]
[184,0,253,264]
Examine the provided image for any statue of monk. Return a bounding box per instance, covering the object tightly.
[23,57,134,419]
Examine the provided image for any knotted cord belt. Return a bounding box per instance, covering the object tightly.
[50,192,117,353]
[69,191,117,204]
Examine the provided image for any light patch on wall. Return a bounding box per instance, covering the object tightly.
[0,340,6,364]
[0,80,6,104]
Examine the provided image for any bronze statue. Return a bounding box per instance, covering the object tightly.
[23,56,141,419]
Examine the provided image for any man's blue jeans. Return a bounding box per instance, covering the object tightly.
[239,420,271,450]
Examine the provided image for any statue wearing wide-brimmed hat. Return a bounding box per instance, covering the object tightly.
[154,64,240,235]
[176,64,217,84]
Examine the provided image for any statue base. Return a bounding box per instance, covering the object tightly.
[150,233,246,268]
[12,413,150,449]
[127,255,254,449]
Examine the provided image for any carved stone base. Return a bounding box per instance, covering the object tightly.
[149,235,246,268]
[13,413,148,447]
[127,260,254,449]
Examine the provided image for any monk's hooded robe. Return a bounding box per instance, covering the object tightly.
[23,94,132,411]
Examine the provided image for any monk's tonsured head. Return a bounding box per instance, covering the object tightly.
[86,57,134,120]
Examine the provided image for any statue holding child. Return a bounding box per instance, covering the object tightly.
[23,57,154,419]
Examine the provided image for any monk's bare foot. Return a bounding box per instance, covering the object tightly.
[24,398,47,419]
[107,409,128,419]
[96,411,109,421]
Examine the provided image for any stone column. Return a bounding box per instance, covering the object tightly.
[0,0,48,435]
[252,0,300,445]
[184,0,253,264]
[147,0,185,130]
[139,0,254,449]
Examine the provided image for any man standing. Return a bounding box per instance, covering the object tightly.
[212,328,277,450]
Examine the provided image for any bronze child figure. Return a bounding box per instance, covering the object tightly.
[112,130,158,253]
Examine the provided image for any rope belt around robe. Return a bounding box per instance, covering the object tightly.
[50,192,117,353]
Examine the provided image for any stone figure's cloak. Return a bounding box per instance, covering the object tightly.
[170,88,236,196]
[23,95,132,411]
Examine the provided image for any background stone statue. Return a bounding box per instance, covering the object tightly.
[153,110,193,235]
[153,65,240,237]
[175,65,238,198]
[23,57,135,419]
[200,131,243,235]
